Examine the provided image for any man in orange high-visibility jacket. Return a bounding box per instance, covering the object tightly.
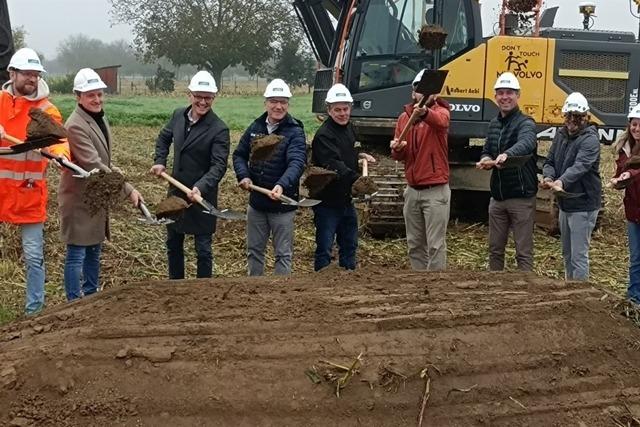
[0,48,70,315]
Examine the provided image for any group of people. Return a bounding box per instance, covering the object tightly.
[0,47,638,316]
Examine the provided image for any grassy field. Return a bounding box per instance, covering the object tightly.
[0,94,631,324]
[52,93,320,133]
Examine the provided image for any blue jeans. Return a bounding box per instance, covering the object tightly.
[21,223,45,314]
[166,227,213,279]
[558,209,598,281]
[64,244,102,301]
[312,204,358,271]
[628,221,640,303]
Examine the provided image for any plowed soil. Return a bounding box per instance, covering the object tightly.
[2,269,640,426]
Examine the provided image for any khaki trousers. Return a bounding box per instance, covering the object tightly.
[488,196,536,271]
[403,184,450,271]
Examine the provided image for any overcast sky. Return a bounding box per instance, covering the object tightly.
[8,0,640,57]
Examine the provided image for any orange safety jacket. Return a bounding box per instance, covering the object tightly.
[0,81,69,224]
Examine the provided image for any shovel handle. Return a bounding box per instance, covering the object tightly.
[160,171,207,208]
[395,96,429,143]
[248,183,296,205]
[3,134,24,145]
[138,201,153,219]
[362,158,368,177]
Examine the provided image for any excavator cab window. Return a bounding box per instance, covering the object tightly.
[351,0,472,93]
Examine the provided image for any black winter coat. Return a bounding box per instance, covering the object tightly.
[232,112,307,213]
[481,107,538,201]
[543,125,601,212]
[311,117,360,207]
[154,106,230,235]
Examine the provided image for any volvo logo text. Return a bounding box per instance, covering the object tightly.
[450,103,481,113]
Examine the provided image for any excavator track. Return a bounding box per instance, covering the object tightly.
[358,157,557,238]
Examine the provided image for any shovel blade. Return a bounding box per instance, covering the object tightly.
[296,198,322,207]
[554,189,584,199]
[203,208,246,220]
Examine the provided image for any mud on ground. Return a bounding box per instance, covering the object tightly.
[1,269,640,426]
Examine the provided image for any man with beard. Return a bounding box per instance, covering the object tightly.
[542,92,601,281]
[0,48,70,315]
[150,71,230,279]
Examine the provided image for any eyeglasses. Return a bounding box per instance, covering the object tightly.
[16,70,41,79]
[191,93,214,103]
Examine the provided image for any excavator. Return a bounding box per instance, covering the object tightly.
[294,0,640,235]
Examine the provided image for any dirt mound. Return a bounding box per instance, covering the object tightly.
[155,196,189,219]
[1,269,640,426]
[250,134,283,162]
[83,170,126,216]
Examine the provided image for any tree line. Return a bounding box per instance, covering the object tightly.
[13,0,317,91]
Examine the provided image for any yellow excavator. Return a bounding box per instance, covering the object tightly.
[294,0,640,235]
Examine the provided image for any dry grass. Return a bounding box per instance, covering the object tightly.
[0,129,629,323]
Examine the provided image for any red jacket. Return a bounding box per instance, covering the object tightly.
[0,80,69,224]
[391,100,450,187]
[615,149,640,223]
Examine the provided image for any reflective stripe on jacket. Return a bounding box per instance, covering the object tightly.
[0,83,69,224]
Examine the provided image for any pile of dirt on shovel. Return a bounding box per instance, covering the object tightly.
[1,268,640,426]
[155,195,189,219]
[302,166,337,197]
[351,176,378,197]
[250,134,284,162]
[418,25,447,50]
[83,170,126,216]
[26,108,67,140]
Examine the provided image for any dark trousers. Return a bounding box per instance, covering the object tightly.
[166,227,213,279]
[312,204,358,271]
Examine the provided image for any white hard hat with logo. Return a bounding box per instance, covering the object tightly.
[562,92,589,114]
[8,48,45,72]
[73,68,107,92]
[494,72,520,90]
[264,79,292,98]
[188,71,218,94]
[325,83,353,103]
[629,105,640,120]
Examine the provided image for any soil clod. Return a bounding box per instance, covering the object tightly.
[155,196,189,220]
[418,25,447,50]
[507,0,538,13]
[250,134,284,162]
[83,170,126,216]
[26,108,67,141]
[302,166,337,198]
[352,176,378,197]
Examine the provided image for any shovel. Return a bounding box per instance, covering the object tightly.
[159,172,246,221]
[352,158,379,202]
[549,183,584,199]
[247,183,320,207]
[396,70,449,143]
[137,200,174,225]
[1,133,98,178]
[0,133,64,154]
[479,154,533,169]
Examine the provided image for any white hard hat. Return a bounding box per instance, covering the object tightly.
[325,83,353,103]
[412,69,426,86]
[629,105,640,120]
[494,72,520,90]
[188,71,218,94]
[73,68,107,92]
[562,92,589,114]
[8,48,45,72]
[264,78,292,98]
